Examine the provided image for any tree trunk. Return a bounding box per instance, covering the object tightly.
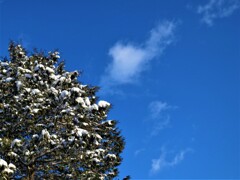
[27,166,35,180]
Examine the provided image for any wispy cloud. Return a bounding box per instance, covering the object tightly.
[147,101,176,136]
[197,0,240,26]
[134,148,146,157]
[100,20,177,90]
[150,117,170,136]
[150,147,193,175]
[149,101,171,119]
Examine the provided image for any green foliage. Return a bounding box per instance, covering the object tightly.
[0,42,125,179]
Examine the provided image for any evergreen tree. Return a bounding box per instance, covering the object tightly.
[0,42,125,179]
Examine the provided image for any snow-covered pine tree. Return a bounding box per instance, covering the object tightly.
[0,42,125,179]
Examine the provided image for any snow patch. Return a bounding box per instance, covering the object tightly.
[76,97,85,104]
[2,167,14,174]
[8,163,16,170]
[7,152,18,158]
[34,64,45,71]
[0,159,8,167]
[11,139,22,148]
[102,120,114,126]
[74,127,89,137]
[25,74,32,78]
[5,77,14,82]
[90,104,99,111]
[46,67,55,74]
[95,134,102,140]
[85,97,91,106]
[71,87,83,93]
[50,87,58,95]
[31,89,41,95]
[106,154,117,159]
[98,100,110,108]
[42,129,51,140]
[32,109,40,113]
[32,134,39,139]
[0,62,9,67]
[16,81,22,91]
[61,90,69,99]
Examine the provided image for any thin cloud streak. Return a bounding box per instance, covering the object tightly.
[150,147,193,175]
[100,20,177,90]
[197,0,240,26]
[134,148,146,157]
[149,101,171,119]
[147,101,176,136]
[150,117,170,136]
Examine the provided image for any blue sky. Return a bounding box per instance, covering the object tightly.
[0,0,239,179]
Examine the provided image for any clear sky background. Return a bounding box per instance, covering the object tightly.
[0,0,239,179]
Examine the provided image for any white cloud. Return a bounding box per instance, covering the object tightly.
[134,148,146,157]
[197,0,240,26]
[149,101,170,119]
[150,147,193,175]
[147,101,175,136]
[150,117,170,136]
[100,20,177,88]
[107,44,148,84]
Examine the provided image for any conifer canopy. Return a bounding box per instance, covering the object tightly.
[0,42,125,179]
